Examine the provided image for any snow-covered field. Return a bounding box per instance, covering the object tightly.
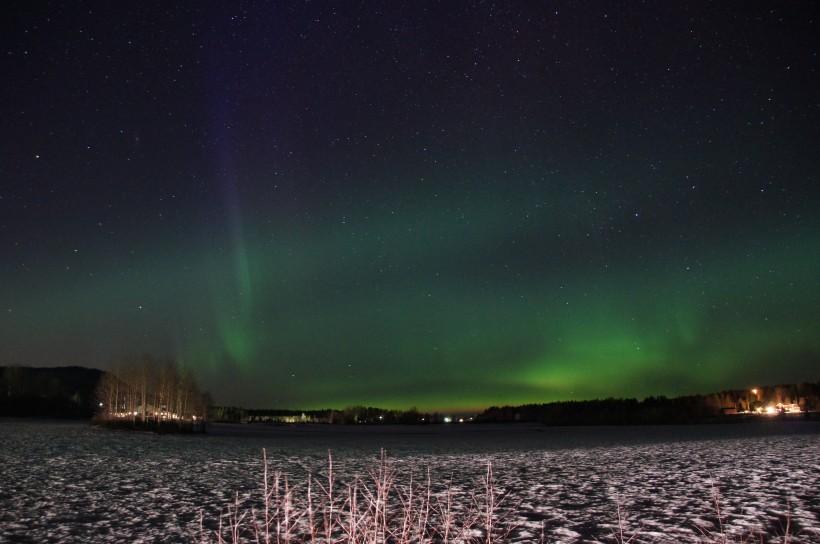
[0,419,817,543]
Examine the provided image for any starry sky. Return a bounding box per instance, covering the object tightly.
[2,2,818,412]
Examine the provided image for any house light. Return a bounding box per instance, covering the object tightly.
[765,405,777,415]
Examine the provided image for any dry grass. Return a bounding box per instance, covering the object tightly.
[198,449,517,544]
[197,450,810,544]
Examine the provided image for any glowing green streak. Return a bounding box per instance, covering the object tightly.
[213,178,257,366]
[177,194,819,409]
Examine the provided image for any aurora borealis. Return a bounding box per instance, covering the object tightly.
[2,2,818,412]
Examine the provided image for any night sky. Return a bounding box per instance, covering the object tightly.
[2,2,818,412]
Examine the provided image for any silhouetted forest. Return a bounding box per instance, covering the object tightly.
[3,365,818,427]
[476,382,820,425]
[211,405,447,425]
[212,382,820,426]
[0,365,102,418]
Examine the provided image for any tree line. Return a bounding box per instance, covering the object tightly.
[476,382,820,425]
[211,383,819,427]
[0,365,102,418]
[211,405,449,425]
[95,356,210,431]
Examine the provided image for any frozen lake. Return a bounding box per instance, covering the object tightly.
[0,418,818,543]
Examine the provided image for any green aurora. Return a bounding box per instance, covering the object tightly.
[4,184,817,411]
[2,3,818,412]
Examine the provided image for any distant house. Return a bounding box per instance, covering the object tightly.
[134,404,183,420]
[775,403,801,414]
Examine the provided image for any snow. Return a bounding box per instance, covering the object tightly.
[0,419,817,543]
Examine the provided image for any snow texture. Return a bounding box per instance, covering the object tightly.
[0,419,817,543]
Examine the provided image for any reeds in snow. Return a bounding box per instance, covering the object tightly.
[198,450,809,544]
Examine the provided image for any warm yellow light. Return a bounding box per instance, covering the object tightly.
[765,405,777,415]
